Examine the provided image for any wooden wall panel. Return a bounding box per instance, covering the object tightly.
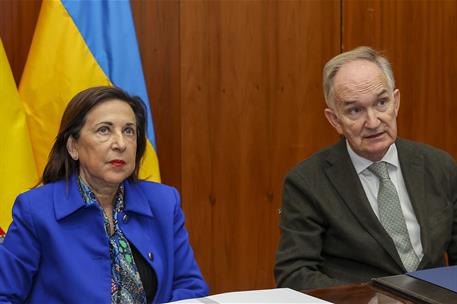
[131,0,182,190]
[343,0,457,157]
[180,0,340,293]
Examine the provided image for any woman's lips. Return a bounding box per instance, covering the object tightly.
[110,160,126,167]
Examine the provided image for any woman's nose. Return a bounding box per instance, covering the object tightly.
[112,132,127,151]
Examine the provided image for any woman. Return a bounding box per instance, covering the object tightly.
[0,86,208,303]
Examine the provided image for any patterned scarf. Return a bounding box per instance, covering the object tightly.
[78,176,146,304]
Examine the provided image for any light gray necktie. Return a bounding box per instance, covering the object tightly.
[368,161,420,272]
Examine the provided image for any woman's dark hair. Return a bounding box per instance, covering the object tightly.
[41,86,148,184]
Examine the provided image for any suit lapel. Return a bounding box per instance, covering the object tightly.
[325,139,405,269]
[396,139,430,267]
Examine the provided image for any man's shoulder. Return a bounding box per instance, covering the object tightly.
[397,138,456,164]
[287,141,343,177]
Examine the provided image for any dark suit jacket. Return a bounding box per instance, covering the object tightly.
[275,138,457,290]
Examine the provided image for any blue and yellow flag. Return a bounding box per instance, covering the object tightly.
[0,39,38,239]
[20,0,160,182]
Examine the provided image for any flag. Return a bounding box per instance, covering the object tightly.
[0,39,38,240]
[19,0,160,182]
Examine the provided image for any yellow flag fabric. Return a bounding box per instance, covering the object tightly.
[0,40,38,237]
[19,0,160,182]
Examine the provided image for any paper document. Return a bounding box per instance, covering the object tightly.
[168,288,333,303]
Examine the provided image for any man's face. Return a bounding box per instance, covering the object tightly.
[324,60,400,161]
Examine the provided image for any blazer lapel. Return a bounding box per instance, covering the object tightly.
[325,139,405,270]
[396,139,430,267]
[53,175,87,221]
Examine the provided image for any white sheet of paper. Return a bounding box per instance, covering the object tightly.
[168,288,333,303]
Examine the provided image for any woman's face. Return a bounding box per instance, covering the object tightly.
[67,99,137,189]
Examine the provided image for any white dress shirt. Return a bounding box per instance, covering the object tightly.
[346,141,424,260]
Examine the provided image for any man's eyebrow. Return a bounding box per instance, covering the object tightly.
[377,89,389,97]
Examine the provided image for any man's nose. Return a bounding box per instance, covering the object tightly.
[365,109,380,129]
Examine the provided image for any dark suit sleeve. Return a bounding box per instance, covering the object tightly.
[449,197,457,264]
[446,156,457,265]
[274,171,347,290]
[0,195,40,303]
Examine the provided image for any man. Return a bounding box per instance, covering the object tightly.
[275,46,457,290]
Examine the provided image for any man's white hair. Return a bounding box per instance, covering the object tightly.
[323,46,395,107]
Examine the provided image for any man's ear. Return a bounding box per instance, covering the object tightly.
[66,136,79,161]
[324,107,343,135]
[393,88,400,116]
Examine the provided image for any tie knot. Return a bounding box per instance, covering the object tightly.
[368,161,390,180]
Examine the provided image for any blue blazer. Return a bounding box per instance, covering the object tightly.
[0,175,208,303]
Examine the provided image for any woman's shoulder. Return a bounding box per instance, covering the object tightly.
[133,180,178,196]
[127,180,180,210]
[17,179,64,201]
[12,180,67,222]
[125,181,180,218]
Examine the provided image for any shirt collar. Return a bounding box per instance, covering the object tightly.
[346,140,399,174]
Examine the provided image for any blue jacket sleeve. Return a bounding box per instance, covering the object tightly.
[169,188,209,301]
[0,195,41,303]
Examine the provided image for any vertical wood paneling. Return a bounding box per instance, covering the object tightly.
[179,0,217,287]
[131,0,182,189]
[343,0,457,156]
[180,0,340,293]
